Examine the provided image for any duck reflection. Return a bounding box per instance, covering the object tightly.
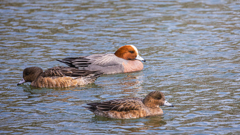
[90,115,167,132]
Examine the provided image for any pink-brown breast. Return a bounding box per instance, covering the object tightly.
[122,60,144,73]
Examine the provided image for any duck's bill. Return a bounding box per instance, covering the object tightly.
[17,78,25,86]
[136,55,146,62]
[164,100,174,107]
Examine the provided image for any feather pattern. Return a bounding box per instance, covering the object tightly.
[58,54,125,67]
[87,54,125,66]
[57,57,91,68]
[86,98,144,112]
[42,66,102,77]
[57,54,126,74]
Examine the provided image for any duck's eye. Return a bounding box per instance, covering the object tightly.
[129,51,134,53]
[25,72,30,75]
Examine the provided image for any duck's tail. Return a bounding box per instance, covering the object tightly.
[83,102,102,112]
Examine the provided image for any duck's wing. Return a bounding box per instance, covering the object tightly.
[86,98,144,112]
[57,54,126,74]
[42,66,102,78]
[57,54,124,67]
[87,54,125,66]
[56,57,91,68]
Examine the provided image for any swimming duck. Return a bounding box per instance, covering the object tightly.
[84,91,174,119]
[57,45,146,74]
[17,66,102,88]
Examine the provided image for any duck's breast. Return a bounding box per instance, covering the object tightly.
[122,60,144,73]
[148,107,163,116]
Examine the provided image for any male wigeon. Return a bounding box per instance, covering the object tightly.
[84,91,174,119]
[57,45,146,74]
[17,66,102,88]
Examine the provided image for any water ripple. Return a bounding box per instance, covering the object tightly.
[1,0,240,134]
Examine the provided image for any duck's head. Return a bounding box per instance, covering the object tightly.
[114,45,146,62]
[17,67,43,85]
[143,91,174,108]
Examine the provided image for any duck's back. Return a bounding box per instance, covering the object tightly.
[31,66,102,88]
[85,54,126,74]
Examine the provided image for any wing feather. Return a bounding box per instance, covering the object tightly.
[57,54,125,68]
[86,98,144,112]
[57,57,91,67]
[89,54,124,66]
[42,66,102,78]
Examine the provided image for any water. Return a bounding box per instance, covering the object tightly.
[1,0,240,134]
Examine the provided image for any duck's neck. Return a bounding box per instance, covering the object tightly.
[114,51,123,58]
[31,71,43,87]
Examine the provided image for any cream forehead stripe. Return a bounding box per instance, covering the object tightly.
[130,45,139,55]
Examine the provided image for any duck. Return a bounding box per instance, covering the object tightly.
[17,66,102,88]
[57,45,146,74]
[84,91,174,119]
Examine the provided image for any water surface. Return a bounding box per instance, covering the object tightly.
[0,0,240,134]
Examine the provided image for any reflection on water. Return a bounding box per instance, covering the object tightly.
[1,0,240,134]
[90,115,167,134]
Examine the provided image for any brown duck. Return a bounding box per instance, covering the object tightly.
[17,66,102,88]
[84,91,174,119]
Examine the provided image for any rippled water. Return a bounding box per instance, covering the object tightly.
[1,0,240,134]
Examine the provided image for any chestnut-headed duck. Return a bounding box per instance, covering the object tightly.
[17,66,102,88]
[84,91,174,119]
[57,45,146,74]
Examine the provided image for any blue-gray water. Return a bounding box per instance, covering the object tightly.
[1,0,240,134]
